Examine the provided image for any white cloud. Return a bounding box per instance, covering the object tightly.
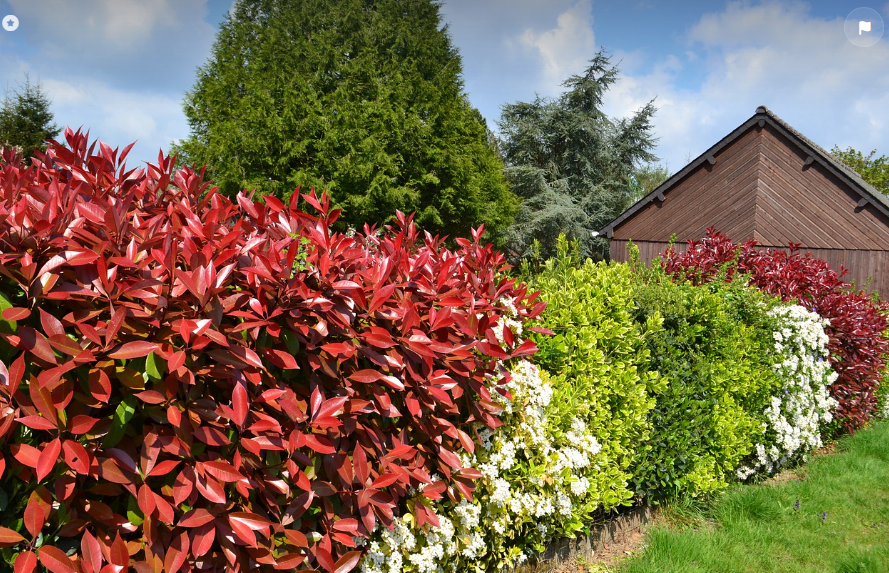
[0,1,222,163]
[31,75,187,163]
[519,0,597,95]
[603,1,889,171]
[4,0,217,91]
[9,0,179,54]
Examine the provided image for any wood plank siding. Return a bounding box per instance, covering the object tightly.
[602,107,889,296]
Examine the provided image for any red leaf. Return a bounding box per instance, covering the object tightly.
[36,250,98,278]
[231,380,248,427]
[0,525,25,546]
[385,444,416,461]
[191,521,216,555]
[201,460,245,483]
[134,390,166,404]
[331,519,360,534]
[36,438,62,482]
[178,508,216,528]
[167,405,182,427]
[137,484,156,517]
[421,480,447,499]
[370,473,400,489]
[263,348,300,369]
[304,433,336,454]
[15,415,57,431]
[98,457,132,485]
[361,327,396,349]
[368,284,396,313]
[13,551,37,573]
[8,354,25,387]
[81,530,104,573]
[379,375,404,391]
[153,491,176,524]
[229,516,258,547]
[163,531,189,573]
[193,425,231,446]
[457,467,484,480]
[23,495,45,539]
[348,369,383,384]
[12,443,40,468]
[353,447,369,485]
[105,307,126,348]
[437,446,463,469]
[168,350,186,371]
[315,547,335,573]
[334,551,363,573]
[108,341,158,359]
[274,553,307,570]
[39,309,65,338]
[88,368,112,403]
[61,440,90,474]
[195,474,226,504]
[148,459,181,477]
[109,532,129,568]
[314,396,349,421]
[229,512,272,535]
[284,529,308,548]
[38,545,77,573]
[229,344,264,369]
[173,466,196,505]
[107,448,138,474]
[18,327,57,364]
[68,415,100,435]
[2,307,30,321]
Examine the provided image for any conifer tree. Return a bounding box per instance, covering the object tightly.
[175,0,515,242]
[499,50,657,261]
[0,75,61,160]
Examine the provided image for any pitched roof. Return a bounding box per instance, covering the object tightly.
[599,105,889,238]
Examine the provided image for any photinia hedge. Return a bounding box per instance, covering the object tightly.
[0,130,543,573]
[662,229,889,433]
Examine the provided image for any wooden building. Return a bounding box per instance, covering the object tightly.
[600,106,889,294]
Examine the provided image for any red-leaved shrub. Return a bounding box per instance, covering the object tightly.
[662,229,889,433]
[0,130,543,572]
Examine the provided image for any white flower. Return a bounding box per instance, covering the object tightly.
[740,304,838,480]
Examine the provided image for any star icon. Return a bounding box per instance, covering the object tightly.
[2,15,19,32]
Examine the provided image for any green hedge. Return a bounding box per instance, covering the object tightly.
[524,237,663,512]
[630,263,783,497]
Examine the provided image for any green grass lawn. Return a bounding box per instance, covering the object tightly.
[617,421,889,573]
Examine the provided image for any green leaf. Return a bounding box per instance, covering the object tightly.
[145,352,165,381]
[0,292,17,335]
[282,329,300,356]
[126,496,144,526]
[103,395,138,448]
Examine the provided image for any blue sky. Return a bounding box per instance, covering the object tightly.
[0,0,887,174]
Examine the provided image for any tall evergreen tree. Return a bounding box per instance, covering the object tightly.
[0,75,61,160]
[498,50,657,261]
[175,0,515,242]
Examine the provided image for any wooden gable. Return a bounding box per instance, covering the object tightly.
[601,106,889,293]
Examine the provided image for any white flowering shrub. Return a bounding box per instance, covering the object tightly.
[736,304,838,480]
[359,359,609,573]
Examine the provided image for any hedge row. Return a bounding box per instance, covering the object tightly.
[663,229,889,432]
[360,237,858,571]
[1,134,885,573]
[0,132,542,573]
